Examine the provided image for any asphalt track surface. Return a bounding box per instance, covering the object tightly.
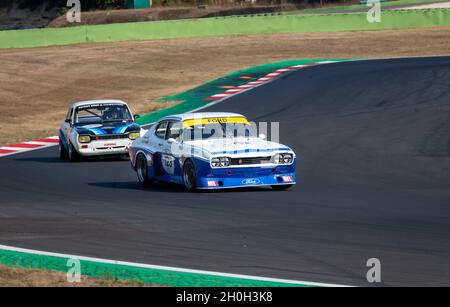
[1,57,450,286]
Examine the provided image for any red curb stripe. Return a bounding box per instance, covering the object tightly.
[201,63,327,104]
[0,149,16,154]
[7,143,43,148]
[34,138,59,143]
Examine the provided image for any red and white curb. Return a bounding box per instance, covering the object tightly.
[0,136,59,158]
[203,61,338,101]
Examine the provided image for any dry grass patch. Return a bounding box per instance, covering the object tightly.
[0,265,153,287]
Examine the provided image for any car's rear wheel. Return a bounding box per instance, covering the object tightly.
[59,140,68,160]
[136,154,151,186]
[68,143,80,162]
[271,184,293,191]
[183,159,197,190]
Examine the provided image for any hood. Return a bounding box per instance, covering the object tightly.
[75,121,140,135]
[184,137,292,157]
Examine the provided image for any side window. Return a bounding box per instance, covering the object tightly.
[66,108,73,122]
[155,121,168,139]
[166,121,182,141]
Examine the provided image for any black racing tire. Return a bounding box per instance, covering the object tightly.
[271,184,293,191]
[183,159,197,190]
[59,140,69,160]
[68,143,81,162]
[136,154,151,187]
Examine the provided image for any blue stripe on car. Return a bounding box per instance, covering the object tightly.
[113,123,133,134]
[210,148,291,155]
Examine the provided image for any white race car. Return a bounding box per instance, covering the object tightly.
[59,100,141,161]
[129,112,296,190]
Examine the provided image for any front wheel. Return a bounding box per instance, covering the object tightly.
[59,140,68,160]
[68,143,81,162]
[271,184,293,191]
[183,159,197,190]
[136,154,151,186]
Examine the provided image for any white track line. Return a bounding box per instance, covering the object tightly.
[0,244,351,287]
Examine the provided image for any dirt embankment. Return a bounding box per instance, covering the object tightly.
[1,1,360,29]
[48,4,306,28]
[0,27,450,146]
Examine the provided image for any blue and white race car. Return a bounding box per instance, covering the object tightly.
[59,100,141,161]
[129,112,296,190]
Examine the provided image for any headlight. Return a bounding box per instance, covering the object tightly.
[283,154,293,164]
[211,157,230,168]
[129,132,140,140]
[78,135,91,143]
[211,158,220,167]
[273,154,282,164]
[273,153,293,164]
[220,157,231,167]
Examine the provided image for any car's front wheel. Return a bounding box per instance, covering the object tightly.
[136,154,151,186]
[59,140,68,160]
[183,159,197,190]
[68,143,80,162]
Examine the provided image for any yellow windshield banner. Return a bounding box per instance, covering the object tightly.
[183,117,249,128]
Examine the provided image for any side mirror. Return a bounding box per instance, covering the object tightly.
[65,119,71,124]
[134,114,140,120]
[259,134,266,140]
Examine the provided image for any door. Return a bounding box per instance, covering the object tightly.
[61,107,73,148]
[152,121,168,177]
[162,121,183,180]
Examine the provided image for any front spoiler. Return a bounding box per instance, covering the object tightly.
[196,173,296,189]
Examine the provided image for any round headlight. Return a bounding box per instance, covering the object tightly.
[211,158,221,167]
[283,154,293,164]
[220,157,231,167]
[273,154,282,164]
[78,135,91,143]
[129,132,140,140]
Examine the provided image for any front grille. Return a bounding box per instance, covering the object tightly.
[230,156,272,166]
[94,134,129,140]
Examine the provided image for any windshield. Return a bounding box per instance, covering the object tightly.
[183,123,257,141]
[74,104,132,125]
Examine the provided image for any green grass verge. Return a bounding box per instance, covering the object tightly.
[1,9,450,49]
[0,247,313,286]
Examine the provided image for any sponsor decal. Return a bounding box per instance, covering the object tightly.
[242,178,261,185]
[162,154,176,175]
[282,176,293,183]
[183,117,249,128]
[207,180,218,187]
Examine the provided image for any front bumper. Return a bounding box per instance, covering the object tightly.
[76,139,132,156]
[195,160,297,189]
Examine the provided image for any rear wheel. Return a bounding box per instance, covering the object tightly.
[136,154,151,186]
[271,184,293,191]
[183,159,197,190]
[59,140,68,160]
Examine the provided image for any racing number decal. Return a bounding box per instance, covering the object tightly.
[162,154,176,175]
